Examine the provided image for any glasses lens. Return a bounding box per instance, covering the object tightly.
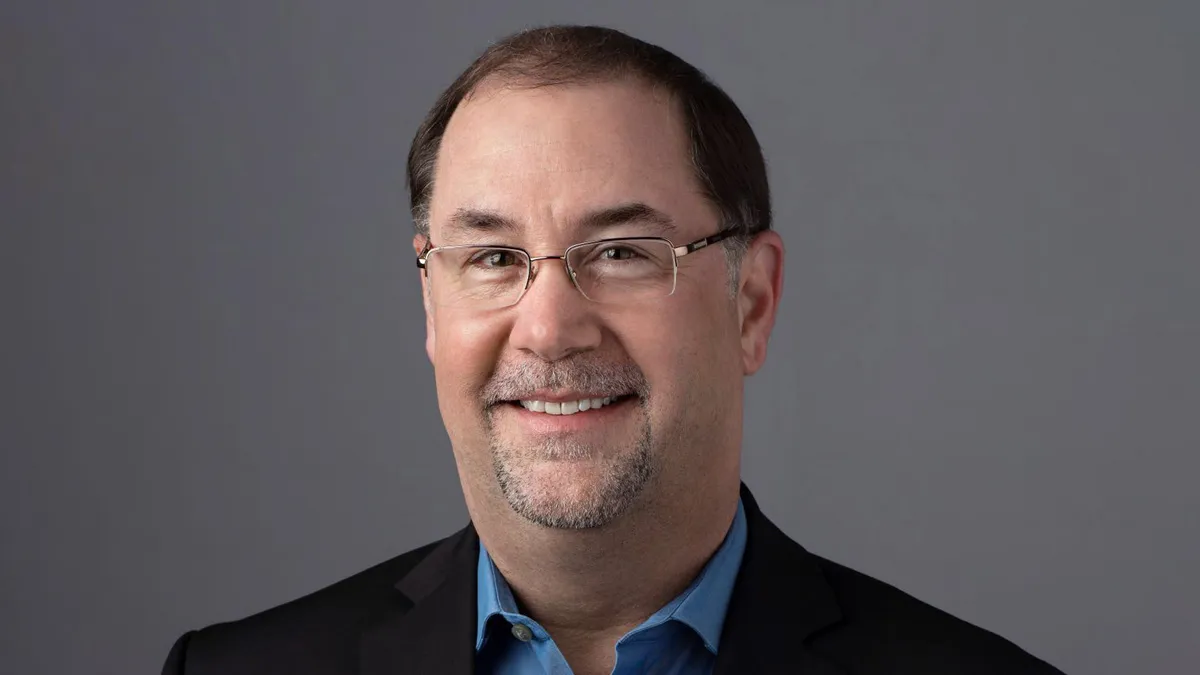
[567,238,677,303]
[425,247,529,309]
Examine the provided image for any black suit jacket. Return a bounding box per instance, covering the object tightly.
[162,486,1065,674]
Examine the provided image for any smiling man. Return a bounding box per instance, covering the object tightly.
[163,25,1064,675]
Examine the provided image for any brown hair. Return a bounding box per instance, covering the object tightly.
[406,25,771,276]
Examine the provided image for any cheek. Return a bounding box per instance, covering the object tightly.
[432,312,509,413]
[615,298,738,406]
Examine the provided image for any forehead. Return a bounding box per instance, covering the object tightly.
[429,79,710,239]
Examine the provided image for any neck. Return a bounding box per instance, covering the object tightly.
[473,480,741,636]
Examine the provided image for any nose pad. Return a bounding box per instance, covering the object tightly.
[526,256,579,296]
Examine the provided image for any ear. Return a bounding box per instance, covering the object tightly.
[414,234,436,363]
[736,231,785,375]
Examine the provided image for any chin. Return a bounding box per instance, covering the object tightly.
[494,450,655,530]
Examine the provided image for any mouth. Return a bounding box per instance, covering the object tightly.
[499,394,638,416]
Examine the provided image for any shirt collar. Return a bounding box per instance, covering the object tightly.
[475,497,748,653]
[668,497,747,651]
[475,534,519,650]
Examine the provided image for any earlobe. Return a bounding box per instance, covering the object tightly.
[737,231,785,376]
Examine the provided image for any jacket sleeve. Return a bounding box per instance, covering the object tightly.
[161,631,193,675]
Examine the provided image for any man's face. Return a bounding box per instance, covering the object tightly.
[418,79,750,529]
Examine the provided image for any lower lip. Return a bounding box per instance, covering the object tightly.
[500,396,637,433]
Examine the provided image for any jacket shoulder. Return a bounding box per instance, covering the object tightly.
[162,535,449,675]
[809,555,1064,674]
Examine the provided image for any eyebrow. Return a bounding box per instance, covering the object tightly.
[445,208,521,235]
[442,202,676,240]
[576,203,676,235]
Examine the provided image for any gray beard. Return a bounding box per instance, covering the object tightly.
[478,353,658,528]
[488,415,657,529]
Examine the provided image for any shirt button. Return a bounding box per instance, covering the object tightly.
[511,623,534,642]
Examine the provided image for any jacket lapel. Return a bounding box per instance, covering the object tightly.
[713,486,847,675]
[359,524,479,675]
[358,486,845,675]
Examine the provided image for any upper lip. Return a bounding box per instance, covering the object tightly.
[507,390,628,403]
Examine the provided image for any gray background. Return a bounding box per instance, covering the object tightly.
[3,1,1197,673]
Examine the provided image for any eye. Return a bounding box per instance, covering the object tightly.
[599,245,643,261]
[469,249,522,268]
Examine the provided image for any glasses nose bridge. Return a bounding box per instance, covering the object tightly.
[524,252,582,296]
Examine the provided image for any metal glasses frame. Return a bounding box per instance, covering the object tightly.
[416,229,736,304]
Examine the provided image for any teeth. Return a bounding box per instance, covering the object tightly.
[520,396,622,415]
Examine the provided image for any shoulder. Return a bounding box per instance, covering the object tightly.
[736,486,1065,673]
[807,554,1064,674]
[161,535,448,675]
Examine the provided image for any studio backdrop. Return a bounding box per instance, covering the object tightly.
[3,1,1197,674]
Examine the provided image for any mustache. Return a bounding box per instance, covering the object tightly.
[480,356,650,406]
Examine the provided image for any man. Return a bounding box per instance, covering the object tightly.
[163,25,1065,675]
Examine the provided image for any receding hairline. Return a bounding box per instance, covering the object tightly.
[425,72,701,210]
[460,64,678,100]
[429,72,699,203]
[444,72,689,151]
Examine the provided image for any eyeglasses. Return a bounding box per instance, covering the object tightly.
[416,230,735,309]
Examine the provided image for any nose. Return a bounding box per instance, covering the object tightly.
[507,257,602,362]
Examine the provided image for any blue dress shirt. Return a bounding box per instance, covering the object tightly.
[475,499,748,675]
